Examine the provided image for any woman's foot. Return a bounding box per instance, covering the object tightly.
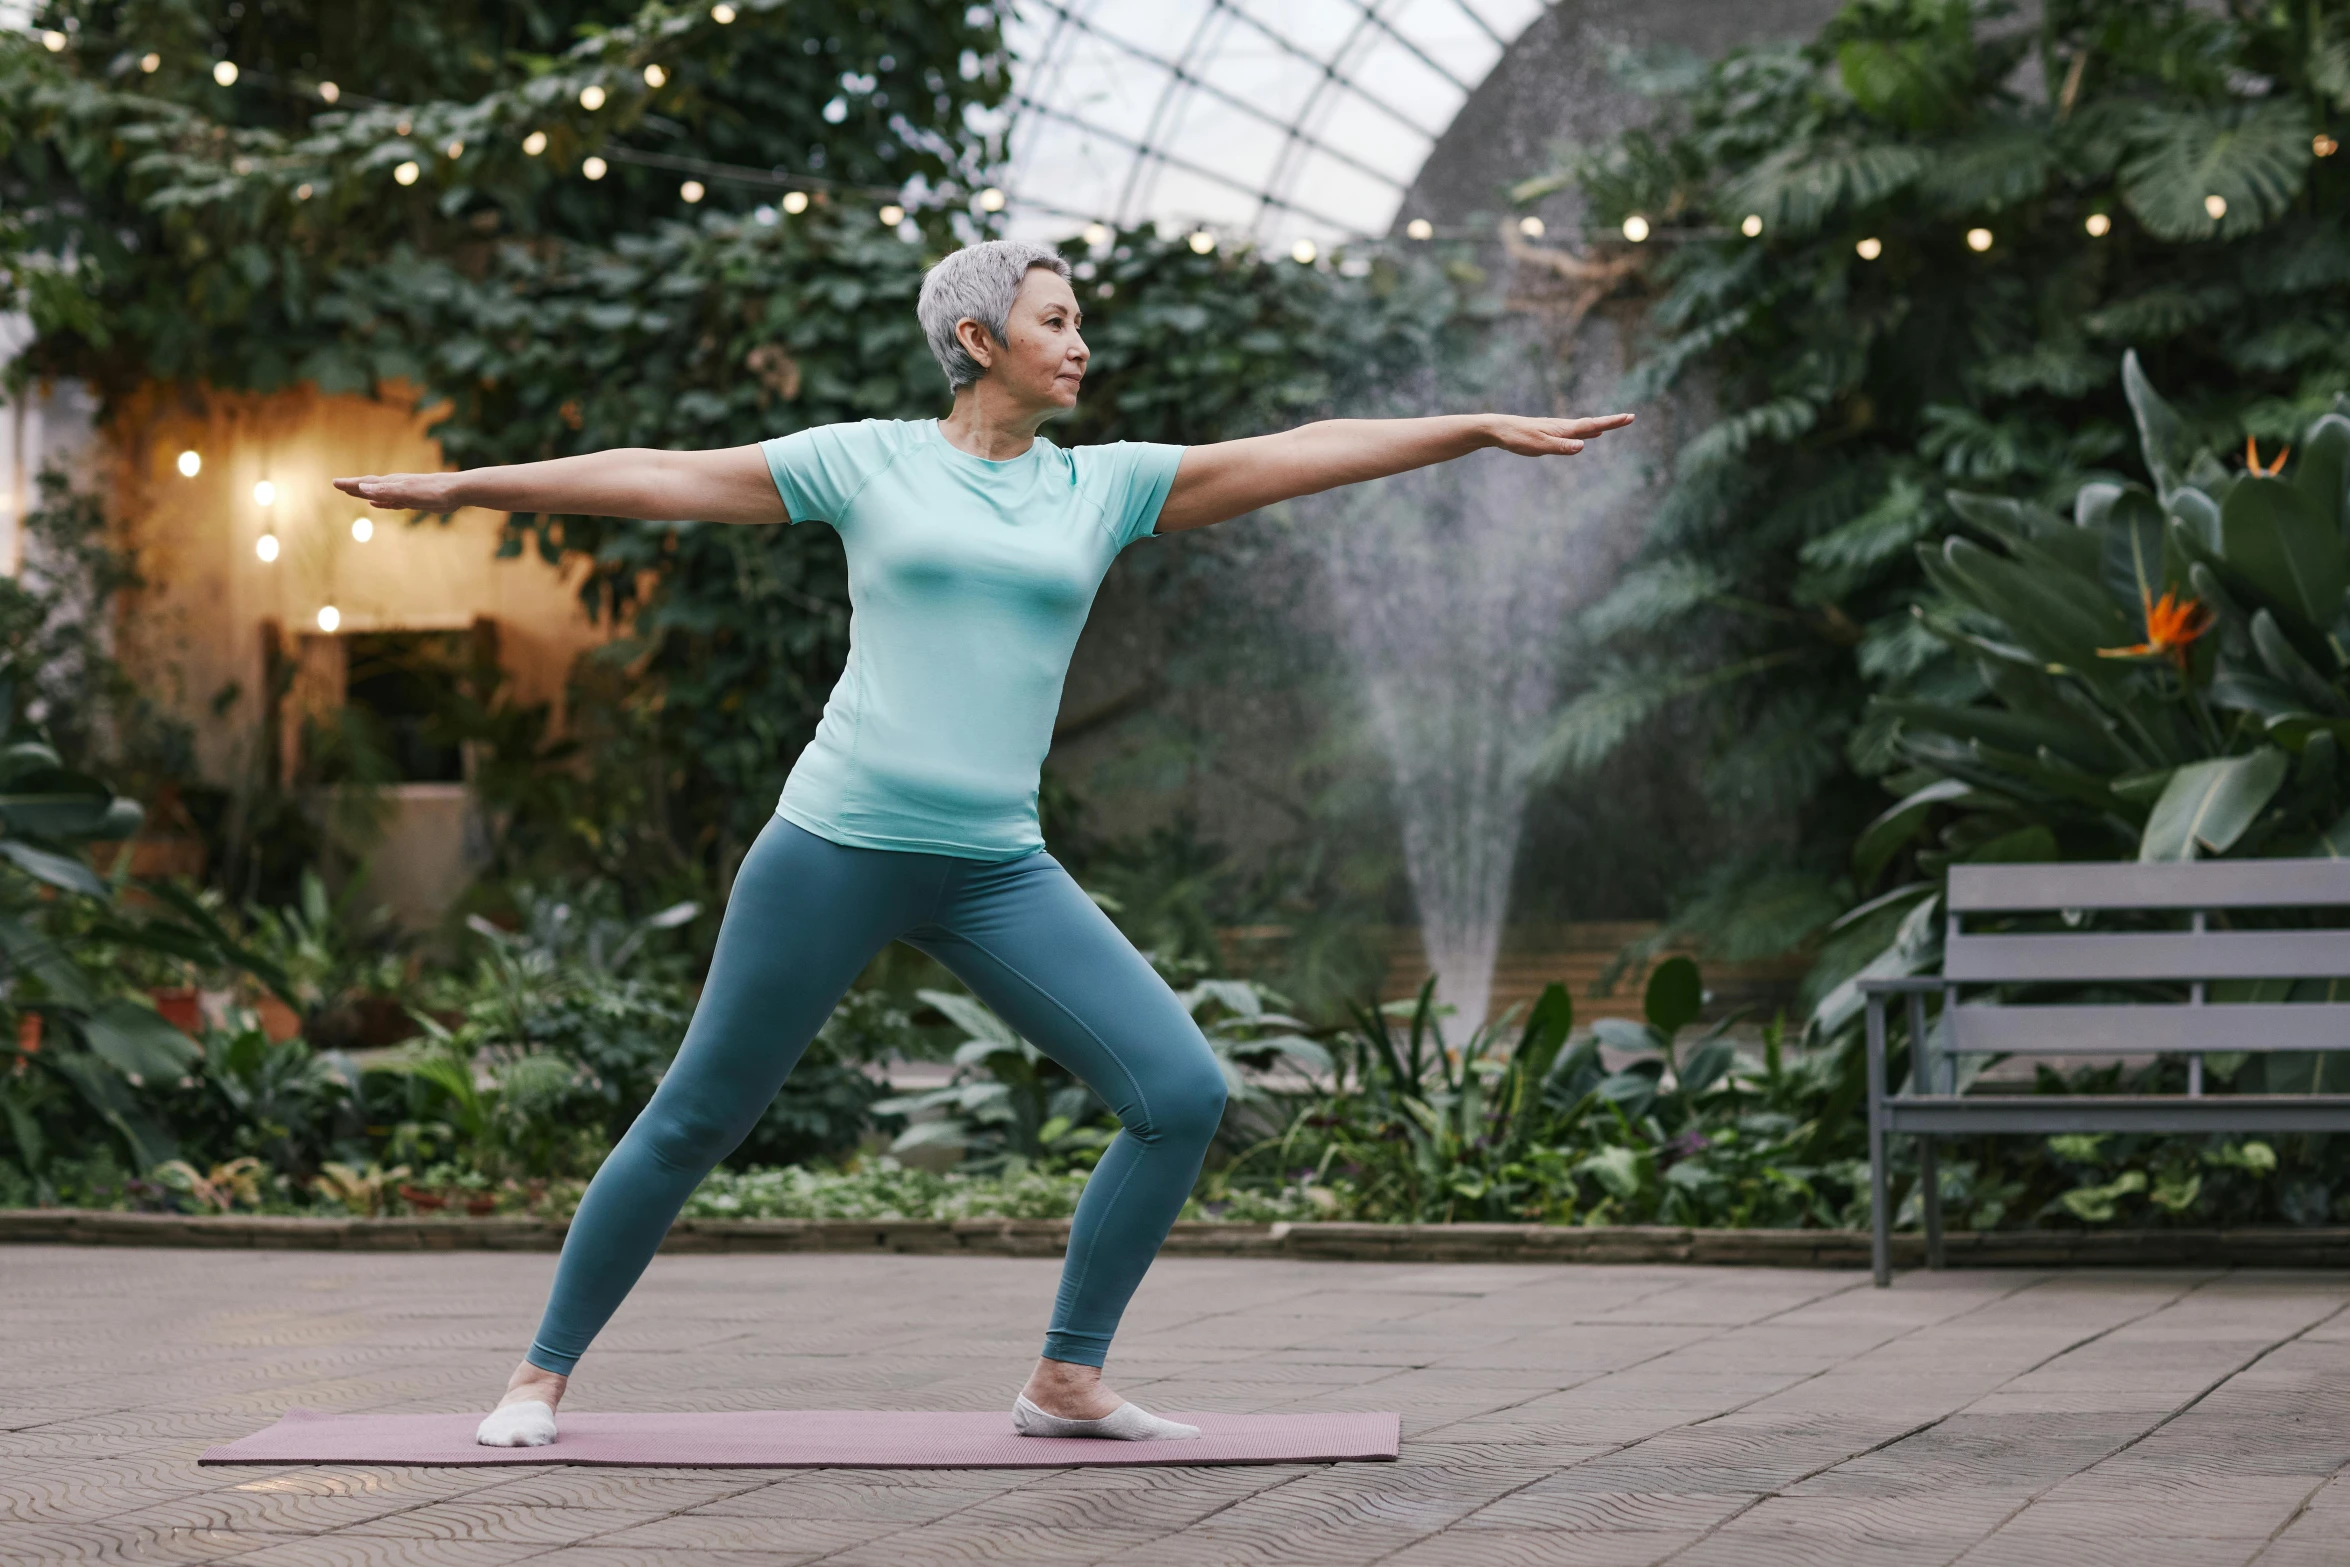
[1012,1357,1198,1441]
[476,1360,567,1448]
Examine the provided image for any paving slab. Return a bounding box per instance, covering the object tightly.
[2,1245,2346,1565]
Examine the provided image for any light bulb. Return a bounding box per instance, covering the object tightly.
[644,64,667,88]
[2318,134,2341,158]
[782,190,809,214]
[176,450,202,478]
[351,517,373,542]
[1083,222,1111,247]
[1740,214,1764,237]
[680,180,705,203]
[522,131,548,157]
[394,117,411,135]
[140,52,161,73]
[583,156,608,181]
[878,203,905,226]
[1290,238,1317,264]
[580,84,607,111]
[1518,215,1545,238]
[212,60,238,86]
[1188,229,1215,254]
[445,140,464,159]
[253,480,276,507]
[41,30,67,52]
[754,204,777,224]
[316,605,340,633]
[1856,236,1883,260]
[295,183,313,201]
[2085,212,2111,237]
[1406,218,1433,240]
[978,187,1006,212]
[712,3,738,20]
[317,80,338,102]
[255,533,279,563]
[2204,193,2228,220]
[1966,227,1993,252]
[394,161,420,185]
[1621,214,1650,243]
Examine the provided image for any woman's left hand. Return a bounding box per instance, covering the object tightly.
[1481,412,1636,456]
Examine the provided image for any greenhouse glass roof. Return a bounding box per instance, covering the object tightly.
[998,0,1548,248]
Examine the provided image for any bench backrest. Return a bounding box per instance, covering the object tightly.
[1944,859,2350,984]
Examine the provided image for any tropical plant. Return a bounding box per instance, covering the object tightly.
[1531,0,2350,960]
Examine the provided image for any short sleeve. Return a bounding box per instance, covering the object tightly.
[1072,441,1186,549]
[759,421,893,526]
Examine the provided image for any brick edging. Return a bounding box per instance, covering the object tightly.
[3,1209,2346,1268]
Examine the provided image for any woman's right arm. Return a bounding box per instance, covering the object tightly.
[333,445,788,525]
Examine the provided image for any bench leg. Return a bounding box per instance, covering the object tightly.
[1867,995,1890,1287]
[1920,1135,1944,1270]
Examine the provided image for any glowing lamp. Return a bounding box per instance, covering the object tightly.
[2085,213,2111,237]
[583,156,608,181]
[1406,218,1433,240]
[580,85,607,111]
[1621,214,1650,243]
[1856,236,1883,260]
[523,131,548,157]
[176,450,202,478]
[317,81,339,103]
[644,64,667,88]
[141,53,160,73]
[1741,214,1763,237]
[1187,230,1215,254]
[1291,239,1317,264]
[712,4,738,21]
[255,534,279,563]
[1517,215,1544,238]
[781,190,809,214]
[394,161,420,185]
[1083,222,1111,247]
[978,187,1006,212]
[316,605,341,633]
[253,480,276,507]
[2204,194,2228,220]
[680,180,705,203]
[351,517,373,542]
[1966,227,1993,252]
[41,31,67,52]
[878,204,906,226]
[212,60,238,85]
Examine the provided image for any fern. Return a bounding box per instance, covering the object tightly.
[1678,396,1820,475]
[1580,558,1731,641]
[1798,473,1937,579]
[2120,102,2312,242]
[1917,124,2054,211]
[1722,140,1931,236]
[2082,284,2240,343]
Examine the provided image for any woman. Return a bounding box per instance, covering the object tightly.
[338,239,1631,1447]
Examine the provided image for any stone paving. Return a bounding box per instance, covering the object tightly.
[4,1247,2349,1566]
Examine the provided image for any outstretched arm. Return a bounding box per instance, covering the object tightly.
[1155,412,1634,534]
[333,445,787,525]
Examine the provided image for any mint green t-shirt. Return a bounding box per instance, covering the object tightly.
[759,418,1183,860]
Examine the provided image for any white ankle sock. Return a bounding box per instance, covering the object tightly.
[475,1399,558,1447]
[1011,1394,1199,1441]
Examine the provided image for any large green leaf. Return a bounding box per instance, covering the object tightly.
[2222,476,2345,635]
[0,769,120,836]
[2120,102,2313,242]
[0,840,105,897]
[77,1000,201,1081]
[2296,412,2350,539]
[1643,956,1704,1037]
[2124,349,2198,505]
[1931,537,2134,671]
[2138,749,2291,861]
[1854,777,1970,883]
[2098,484,2174,615]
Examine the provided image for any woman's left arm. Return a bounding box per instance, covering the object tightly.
[1154,412,1634,534]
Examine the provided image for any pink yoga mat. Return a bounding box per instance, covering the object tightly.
[200,1407,1400,1468]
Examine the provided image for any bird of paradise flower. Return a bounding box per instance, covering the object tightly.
[2098,588,2214,670]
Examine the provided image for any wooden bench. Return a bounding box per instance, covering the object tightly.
[1861,858,2350,1286]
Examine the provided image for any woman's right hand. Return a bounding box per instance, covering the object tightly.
[334,471,468,511]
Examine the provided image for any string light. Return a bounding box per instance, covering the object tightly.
[978,187,1006,212]
[580,84,607,110]
[140,52,160,73]
[317,81,339,103]
[582,156,608,180]
[351,517,373,542]
[643,64,667,88]
[1406,218,1433,240]
[295,183,313,200]
[523,131,548,157]
[1856,236,1883,260]
[316,605,341,633]
[1966,226,1993,251]
[1188,229,1215,254]
[1517,215,1544,237]
[1621,214,1650,243]
[680,180,705,203]
[2319,134,2341,158]
[445,140,464,159]
[1291,238,1317,264]
[253,480,276,507]
[41,30,65,51]
[395,117,412,135]
[754,204,776,224]
[1740,213,1764,237]
[878,203,905,225]
[1083,222,1111,247]
[255,534,279,563]
[394,160,420,185]
[176,450,202,478]
[212,61,238,86]
[2204,193,2228,219]
[2085,212,2111,237]
[781,190,809,214]
[712,3,738,20]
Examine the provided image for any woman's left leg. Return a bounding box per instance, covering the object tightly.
[911,852,1228,1385]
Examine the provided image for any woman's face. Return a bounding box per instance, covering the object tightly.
[959,267,1088,413]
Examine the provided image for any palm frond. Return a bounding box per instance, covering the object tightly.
[1678,396,1820,475]
[1579,557,1731,641]
[2120,102,2312,242]
[1721,140,1931,236]
[1917,124,2054,211]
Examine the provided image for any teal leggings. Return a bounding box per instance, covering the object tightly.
[524,817,1227,1375]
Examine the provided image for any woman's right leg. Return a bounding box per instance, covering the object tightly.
[519,819,932,1380]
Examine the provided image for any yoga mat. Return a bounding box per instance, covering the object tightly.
[201,1407,1400,1469]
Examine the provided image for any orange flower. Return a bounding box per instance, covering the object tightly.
[2098,589,2214,669]
[2246,434,2290,476]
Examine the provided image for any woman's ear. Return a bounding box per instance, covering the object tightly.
[955,317,996,372]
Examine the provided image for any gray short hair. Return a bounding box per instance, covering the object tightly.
[917,240,1073,390]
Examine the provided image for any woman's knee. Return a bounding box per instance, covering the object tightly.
[1135,1053,1227,1149]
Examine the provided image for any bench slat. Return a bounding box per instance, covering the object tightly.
[1884,1094,2350,1135]
[1945,930,2350,982]
[1950,859,2350,912]
[1949,1003,2350,1055]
